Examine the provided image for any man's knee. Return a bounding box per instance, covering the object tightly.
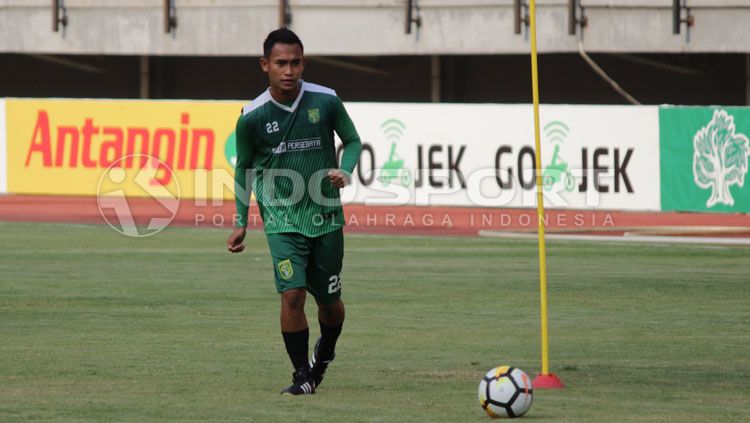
[318,299,345,323]
[281,288,307,312]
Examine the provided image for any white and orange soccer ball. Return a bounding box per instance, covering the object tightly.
[477,366,534,418]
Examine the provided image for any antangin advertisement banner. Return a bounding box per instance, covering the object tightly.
[660,106,750,213]
[0,98,7,194]
[5,98,242,199]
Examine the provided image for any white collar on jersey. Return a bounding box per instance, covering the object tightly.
[242,81,337,116]
[268,80,306,113]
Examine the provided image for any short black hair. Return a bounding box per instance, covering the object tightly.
[263,28,304,58]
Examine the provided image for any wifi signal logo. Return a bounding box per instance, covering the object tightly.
[542,120,576,192]
[378,118,411,187]
[381,119,406,142]
[544,120,569,144]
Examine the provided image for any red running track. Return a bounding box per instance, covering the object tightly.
[1,194,749,237]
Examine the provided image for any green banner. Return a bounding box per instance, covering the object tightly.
[660,106,750,213]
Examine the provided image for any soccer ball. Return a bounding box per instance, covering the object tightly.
[477,366,533,418]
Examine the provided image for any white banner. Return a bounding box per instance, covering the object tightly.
[0,99,6,194]
[338,103,661,210]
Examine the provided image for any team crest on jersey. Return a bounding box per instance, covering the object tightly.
[308,108,320,124]
[278,259,294,280]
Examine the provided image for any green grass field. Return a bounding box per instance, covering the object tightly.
[0,221,748,422]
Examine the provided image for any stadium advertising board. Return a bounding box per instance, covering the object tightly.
[342,104,661,210]
[5,98,241,199]
[4,99,662,210]
[0,99,6,194]
[660,106,750,213]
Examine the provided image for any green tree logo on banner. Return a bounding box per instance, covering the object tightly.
[692,110,750,208]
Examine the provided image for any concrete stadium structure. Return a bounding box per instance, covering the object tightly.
[1,1,748,104]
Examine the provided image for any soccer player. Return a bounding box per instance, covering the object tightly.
[226,28,362,396]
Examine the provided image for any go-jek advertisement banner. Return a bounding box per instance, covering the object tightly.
[660,106,750,213]
[5,98,242,199]
[341,104,661,210]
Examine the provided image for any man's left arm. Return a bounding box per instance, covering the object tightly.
[329,97,362,188]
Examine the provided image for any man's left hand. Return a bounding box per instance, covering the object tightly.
[328,169,350,189]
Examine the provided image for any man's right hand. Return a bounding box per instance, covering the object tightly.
[227,227,247,253]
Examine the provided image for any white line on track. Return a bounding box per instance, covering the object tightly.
[479,230,750,246]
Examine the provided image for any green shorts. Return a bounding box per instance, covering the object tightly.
[266,229,344,304]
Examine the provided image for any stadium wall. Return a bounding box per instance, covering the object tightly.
[2,98,749,213]
[2,1,749,55]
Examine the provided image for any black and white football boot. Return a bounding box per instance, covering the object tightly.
[280,366,316,395]
[309,337,336,387]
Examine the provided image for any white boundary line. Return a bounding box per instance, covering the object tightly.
[479,230,750,246]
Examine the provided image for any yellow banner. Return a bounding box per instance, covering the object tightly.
[5,98,243,199]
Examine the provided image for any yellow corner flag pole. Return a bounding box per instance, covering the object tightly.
[529,0,564,389]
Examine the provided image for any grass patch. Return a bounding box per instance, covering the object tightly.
[0,222,748,422]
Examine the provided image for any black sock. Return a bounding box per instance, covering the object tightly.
[282,328,309,371]
[318,321,343,360]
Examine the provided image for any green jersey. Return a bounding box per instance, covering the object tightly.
[234,81,362,237]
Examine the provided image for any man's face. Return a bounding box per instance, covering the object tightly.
[261,43,305,96]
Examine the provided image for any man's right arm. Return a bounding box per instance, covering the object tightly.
[233,114,255,228]
[228,114,255,253]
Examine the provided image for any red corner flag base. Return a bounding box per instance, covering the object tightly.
[533,373,565,389]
